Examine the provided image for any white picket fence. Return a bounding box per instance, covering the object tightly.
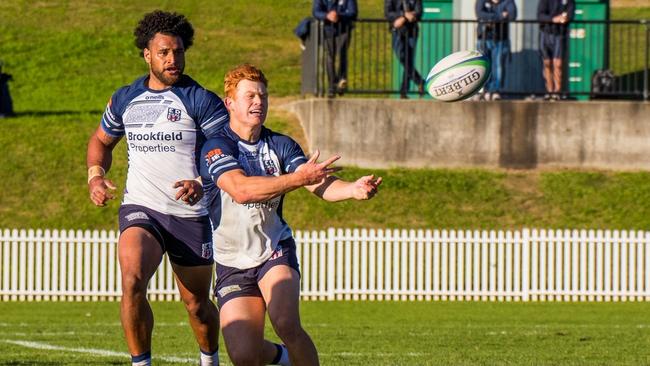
[2,228,650,302]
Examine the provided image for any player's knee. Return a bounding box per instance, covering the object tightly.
[183,297,215,323]
[121,274,148,297]
[272,315,303,343]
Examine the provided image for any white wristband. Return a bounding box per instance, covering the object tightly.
[87,165,105,184]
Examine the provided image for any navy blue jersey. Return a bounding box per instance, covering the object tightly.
[101,75,228,217]
[200,126,308,269]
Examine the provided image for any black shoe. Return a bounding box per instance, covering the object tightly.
[327,90,335,98]
[400,93,408,99]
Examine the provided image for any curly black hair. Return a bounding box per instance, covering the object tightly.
[133,10,194,51]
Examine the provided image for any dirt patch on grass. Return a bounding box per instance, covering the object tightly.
[612,0,649,7]
[500,171,550,224]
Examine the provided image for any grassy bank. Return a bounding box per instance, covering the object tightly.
[3,113,650,231]
[0,2,649,231]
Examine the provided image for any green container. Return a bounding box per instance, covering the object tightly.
[568,0,609,100]
[392,0,453,97]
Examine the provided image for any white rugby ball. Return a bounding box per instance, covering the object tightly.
[425,50,491,102]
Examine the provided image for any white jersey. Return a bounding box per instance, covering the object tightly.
[200,126,308,269]
[101,75,228,217]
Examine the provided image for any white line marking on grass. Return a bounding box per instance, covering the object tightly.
[94,321,187,327]
[320,352,431,357]
[0,331,109,337]
[3,340,197,364]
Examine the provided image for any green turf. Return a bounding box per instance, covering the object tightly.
[0,301,649,365]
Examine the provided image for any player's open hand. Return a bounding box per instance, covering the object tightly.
[174,179,203,206]
[88,177,117,207]
[350,175,382,200]
[298,149,342,186]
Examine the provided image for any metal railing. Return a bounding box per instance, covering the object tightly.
[301,19,649,100]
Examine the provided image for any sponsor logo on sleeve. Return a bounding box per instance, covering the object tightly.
[204,148,225,165]
[167,107,182,122]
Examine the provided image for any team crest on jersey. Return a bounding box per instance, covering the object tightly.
[167,107,182,122]
[263,159,278,175]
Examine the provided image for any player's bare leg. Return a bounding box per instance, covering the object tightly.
[553,58,563,94]
[543,59,553,95]
[118,227,164,358]
[220,296,267,365]
[261,266,319,366]
[219,296,290,365]
[172,264,220,355]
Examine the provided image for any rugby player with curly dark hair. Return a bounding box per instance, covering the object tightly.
[86,10,290,366]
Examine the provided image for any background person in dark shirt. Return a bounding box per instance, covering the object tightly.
[313,0,358,98]
[385,0,425,99]
[475,0,517,101]
[537,0,575,100]
[0,61,13,117]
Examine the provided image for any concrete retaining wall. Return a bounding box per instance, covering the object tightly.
[281,99,650,170]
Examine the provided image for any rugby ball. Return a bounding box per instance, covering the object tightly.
[425,50,490,102]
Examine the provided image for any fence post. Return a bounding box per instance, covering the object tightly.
[327,227,335,300]
[643,20,650,100]
[522,228,530,302]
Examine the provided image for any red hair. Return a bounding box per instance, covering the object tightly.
[224,64,268,98]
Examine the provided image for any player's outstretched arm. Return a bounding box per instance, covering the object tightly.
[86,126,121,207]
[216,150,341,204]
[306,174,383,202]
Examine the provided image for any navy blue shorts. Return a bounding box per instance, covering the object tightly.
[540,31,566,60]
[118,204,213,267]
[214,237,300,308]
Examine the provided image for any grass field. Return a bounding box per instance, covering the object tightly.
[1,301,649,365]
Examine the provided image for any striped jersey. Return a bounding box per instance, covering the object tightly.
[101,75,228,217]
[200,126,308,269]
